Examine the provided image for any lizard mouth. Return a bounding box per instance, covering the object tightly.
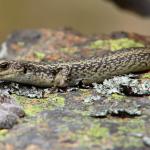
[0,69,25,78]
[0,73,16,76]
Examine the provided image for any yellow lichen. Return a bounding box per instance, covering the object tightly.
[90,38,144,51]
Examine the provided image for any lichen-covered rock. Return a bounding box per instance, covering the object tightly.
[0,29,150,150]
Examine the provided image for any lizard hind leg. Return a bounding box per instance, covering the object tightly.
[54,67,71,88]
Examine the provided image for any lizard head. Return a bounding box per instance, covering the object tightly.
[0,60,25,81]
[0,60,56,87]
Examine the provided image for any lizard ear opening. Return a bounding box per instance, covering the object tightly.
[0,62,9,70]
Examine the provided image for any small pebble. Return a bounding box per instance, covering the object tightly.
[0,109,18,129]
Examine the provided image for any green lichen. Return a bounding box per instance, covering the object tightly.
[110,93,126,101]
[90,40,110,49]
[13,94,65,116]
[110,38,144,51]
[90,38,144,51]
[66,123,110,148]
[118,119,145,134]
[13,95,48,116]
[71,124,109,141]
[49,94,65,107]
[111,135,143,148]
[34,51,45,60]
[87,124,109,138]
[0,129,9,140]
[25,105,43,116]
[60,121,143,149]
[60,47,78,54]
[141,72,150,79]
[122,137,143,148]
[107,118,145,148]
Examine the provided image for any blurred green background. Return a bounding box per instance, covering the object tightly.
[1,0,150,42]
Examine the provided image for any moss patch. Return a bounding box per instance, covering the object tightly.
[118,118,145,134]
[60,47,78,54]
[49,94,65,107]
[34,51,45,60]
[70,123,109,146]
[64,118,144,149]
[111,135,143,148]
[13,94,65,116]
[90,38,144,51]
[110,93,126,101]
[0,129,9,140]
[86,124,109,138]
[141,72,150,79]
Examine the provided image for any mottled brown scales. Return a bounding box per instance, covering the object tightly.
[0,47,150,87]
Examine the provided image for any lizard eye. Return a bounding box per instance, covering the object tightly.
[0,62,9,69]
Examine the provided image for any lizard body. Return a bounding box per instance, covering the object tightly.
[0,47,150,87]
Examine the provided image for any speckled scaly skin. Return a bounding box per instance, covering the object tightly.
[0,47,149,87]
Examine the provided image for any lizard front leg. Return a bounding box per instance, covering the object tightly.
[54,66,71,88]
